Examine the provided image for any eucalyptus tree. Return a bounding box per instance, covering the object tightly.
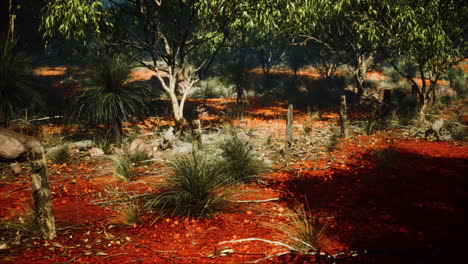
[370,0,467,121]
[42,0,245,129]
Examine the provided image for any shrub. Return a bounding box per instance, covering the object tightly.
[324,134,339,154]
[192,77,232,99]
[220,132,264,183]
[49,145,70,164]
[112,154,134,181]
[145,152,232,218]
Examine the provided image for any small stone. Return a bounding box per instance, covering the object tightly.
[89,147,105,157]
[10,163,22,174]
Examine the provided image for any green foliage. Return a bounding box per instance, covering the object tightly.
[145,152,232,218]
[92,130,113,154]
[390,88,418,125]
[192,77,232,99]
[49,145,70,164]
[41,0,110,44]
[127,150,151,165]
[68,53,147,141]
[0,38,40,123]
[112,154,134,181]
[220,132,264,183]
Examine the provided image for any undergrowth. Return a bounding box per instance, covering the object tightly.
[145,152,233,218]
[112,154,134,181]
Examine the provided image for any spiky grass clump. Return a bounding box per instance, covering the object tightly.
[49,145,70,164]
[1,203,39,238]
[127,150,151,164]
[324,134,339,154]
[119,199,142,226]
[112,154,134,181]
[145,152,232,218]
[220,132,264,183]
[276,206,331,253]
[92,131,113,154]
[372,146,399,168]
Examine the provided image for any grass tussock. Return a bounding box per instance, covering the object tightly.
[93,131,113,154]
[112,154,134,181]
[274,206,331,253]
[118,199,142,226]
[145,152,233,218]
[49,145,71,164]
[219,132,264,183]
[372,146,399,168]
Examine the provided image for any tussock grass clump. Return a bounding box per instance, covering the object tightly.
[112,154,134,181]
[274,206,331,253]
[118,199,142,225]
[219,132,264,183]
[127,150,151,164]
[324,134,339,154]
[1,203,39,237]
[145,152,232,218]
[49,145,71,164]
[372,146,399,168]
[92,131,113,154]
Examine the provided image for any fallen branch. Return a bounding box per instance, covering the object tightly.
[244,250,292,263]
[218,238,295,251]
[230,198,280,203]
[102,253,129,259]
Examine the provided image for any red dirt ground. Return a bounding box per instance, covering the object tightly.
[1,98,466,263]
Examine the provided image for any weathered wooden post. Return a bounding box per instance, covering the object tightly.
[285,104,293,156]
[28,144,56,240]
[339,95,349,138]
[191,119,203,150]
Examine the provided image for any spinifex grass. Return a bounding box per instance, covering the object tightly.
[219,132,264,183]
[145,152,233,218]
[112,154,134,181]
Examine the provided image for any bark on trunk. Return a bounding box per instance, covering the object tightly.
[339,95,349,138]
[28,145,56,240]
[112,121,122,144]
[191,119,202,151]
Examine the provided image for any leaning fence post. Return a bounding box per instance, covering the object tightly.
[339,95,349,138]
[285,104,293,156]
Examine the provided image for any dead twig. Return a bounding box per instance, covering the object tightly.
[230,198,280,203]
[102,253,129,259]
[244,251,293,263]
[218,238,295,251]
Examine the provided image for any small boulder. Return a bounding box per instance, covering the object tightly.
[89,147,105,157]
[127,139,156,157]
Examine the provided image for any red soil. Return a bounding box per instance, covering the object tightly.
[1,99,466,263]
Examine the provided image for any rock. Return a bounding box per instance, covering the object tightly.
[10,163,22,174]
[164,127,175,143]
[0,128,42,159]
[127,139,157,157]
[112,146,125,155]
[89,147,105,157]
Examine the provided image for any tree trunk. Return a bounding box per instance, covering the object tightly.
[339,95,349,138]
[191,119,202,151]
[284,104,293,156]
[112,121,122,144]
[28,145,56,240]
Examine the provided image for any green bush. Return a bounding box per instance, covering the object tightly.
[192,77,232,99]
[220,132,264,183]
[145,152,232,218]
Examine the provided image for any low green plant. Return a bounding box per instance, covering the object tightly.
[220,132,264,183]
[145,152,232,218]
[192,77,231,99]
[274,205,331,253]
[372,146,399,168]
[49,145,71,164]
[1,203,39,237]
[92,130,113,154]
[112,154,134,181]
[127,150,151,164]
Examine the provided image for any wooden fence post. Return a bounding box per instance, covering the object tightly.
[285,104,293,156]
[191,119,202,150]
[28,145,56,240]
[339,95,349,138]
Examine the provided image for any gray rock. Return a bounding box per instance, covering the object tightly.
[0,128,42,159]
[89,147,105,157]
